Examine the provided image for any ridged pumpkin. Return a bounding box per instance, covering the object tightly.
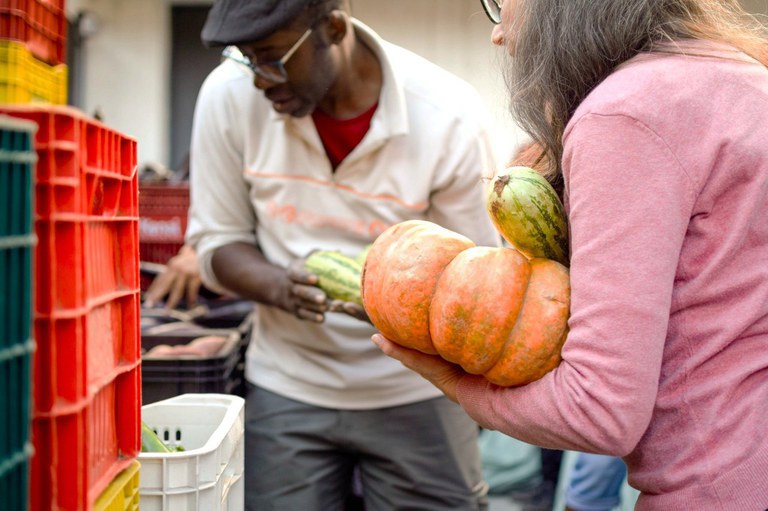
[430,246,569,386]
[360,219,475,354]
[361,220,570,386]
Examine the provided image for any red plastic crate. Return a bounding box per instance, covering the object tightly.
[30,363,141,511]
[34,219,139,316]
[0,0,67,65]
[138,183,189,245]
[0,105,137,218]
[138,183,189,290]
[1,105,140,316]
[0,105,142,511]
[33,292,141,411]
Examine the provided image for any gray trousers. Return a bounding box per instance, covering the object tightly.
[244,384,489,511]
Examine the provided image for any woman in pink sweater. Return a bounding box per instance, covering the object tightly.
[373,1,768,509]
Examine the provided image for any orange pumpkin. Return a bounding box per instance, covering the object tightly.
[360,220,475,354]
[430,246,569,386]
[362,220,570,386]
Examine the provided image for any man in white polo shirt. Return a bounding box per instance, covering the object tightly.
[186,0,500,509]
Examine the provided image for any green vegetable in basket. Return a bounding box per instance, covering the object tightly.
[141,421,171,453]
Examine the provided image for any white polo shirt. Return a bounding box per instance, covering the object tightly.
[187,19,500,409]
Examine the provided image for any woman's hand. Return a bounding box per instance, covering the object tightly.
[371,334,468,403]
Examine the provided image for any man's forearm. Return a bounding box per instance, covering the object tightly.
[210,242,290,310]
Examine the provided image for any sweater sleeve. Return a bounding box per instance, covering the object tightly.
[456,112,696,456]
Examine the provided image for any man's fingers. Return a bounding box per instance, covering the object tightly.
[287,258,317,285]
[295,307,325,323]
[165,276,187,310]
[186,278,202,308]
[144,273,173,307]
[342,303,369,322]
[292,283,326,305]
[325,300,370,322]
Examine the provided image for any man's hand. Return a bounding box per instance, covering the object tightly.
[284,253,371,324]
[285,257,329,323]
[371,334,468,403]
[144,245,202,310]
[328,299,370,323]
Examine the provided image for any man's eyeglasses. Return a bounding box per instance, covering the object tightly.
[222,27,313,84]
[481,0,502,24]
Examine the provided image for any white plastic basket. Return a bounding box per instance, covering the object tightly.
[138,393,245,511]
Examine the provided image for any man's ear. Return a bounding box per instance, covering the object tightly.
[324,10,349,45]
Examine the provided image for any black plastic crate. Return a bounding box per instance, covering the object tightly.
[0,114,36,511]
[141,327,243,404]
[0,115,36,344]
[0,342,34,511]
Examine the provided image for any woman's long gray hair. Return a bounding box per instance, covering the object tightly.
[506,0,768,191]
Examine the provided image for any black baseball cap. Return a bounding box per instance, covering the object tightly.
[201,0,315,47]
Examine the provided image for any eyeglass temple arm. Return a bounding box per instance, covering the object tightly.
[280,28,313,64]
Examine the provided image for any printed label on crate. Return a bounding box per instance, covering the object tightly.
[139,217,184,241]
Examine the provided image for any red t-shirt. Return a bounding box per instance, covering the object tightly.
[312,103,378,169]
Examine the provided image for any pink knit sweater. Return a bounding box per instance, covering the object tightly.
[458,42,768,509]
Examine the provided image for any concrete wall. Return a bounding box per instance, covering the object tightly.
[66,0,173,168]
[65,0,768,169]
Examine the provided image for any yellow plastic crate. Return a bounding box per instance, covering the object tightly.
[93,460,141,511]
[0,40,67,104]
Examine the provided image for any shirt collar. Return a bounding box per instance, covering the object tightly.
[284,18,410,143]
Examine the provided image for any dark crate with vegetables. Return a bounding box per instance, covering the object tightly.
[140,326,244,404]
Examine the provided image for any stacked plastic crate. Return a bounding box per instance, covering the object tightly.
[0,0,68,104]
[0,114,37,511]
[2,3,143,508]
[0,105,143,511]
[3,1,145,508]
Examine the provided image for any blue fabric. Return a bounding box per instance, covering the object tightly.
[478,430,541,494]
[565,453,627,511]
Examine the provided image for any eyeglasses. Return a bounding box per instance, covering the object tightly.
[480,0,502,24]
[222,27,313,84]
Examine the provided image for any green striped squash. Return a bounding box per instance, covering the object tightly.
[305,250,364,305]
[141,422,171,453]
[486,166,569,266]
